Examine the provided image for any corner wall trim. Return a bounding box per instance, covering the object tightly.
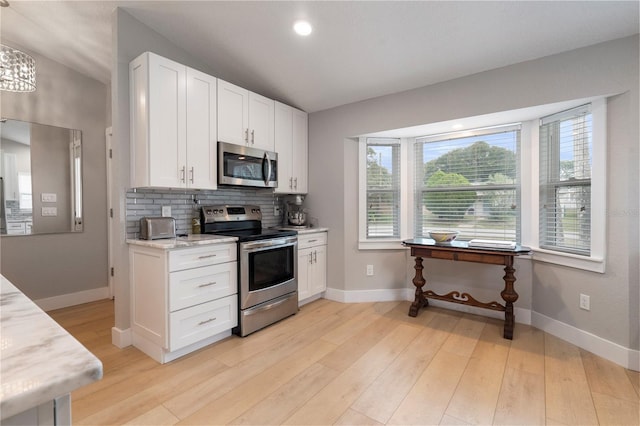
[112,327,132,348]
[34,286,110,312]
[531,311,639,371]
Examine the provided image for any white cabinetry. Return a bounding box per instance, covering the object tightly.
[217,79,274,151]
[130,242,237,363]
[130,52,217,189]
[274,102,308,194]
[297,231,327,304]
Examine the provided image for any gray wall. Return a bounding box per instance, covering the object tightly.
[0,42,108,300]
[30,125,70,234]
[308,35,639,350]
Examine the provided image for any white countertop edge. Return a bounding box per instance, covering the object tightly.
[127,235,238,248]
[0,276,103,420]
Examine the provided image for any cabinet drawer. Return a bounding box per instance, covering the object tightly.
[169,243,237,271]
[298,232,327,249]
[169,263,238,312]
[169,295,238,351]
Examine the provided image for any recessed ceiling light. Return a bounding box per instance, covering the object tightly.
[452,123,464,130]
[293,20,312,36]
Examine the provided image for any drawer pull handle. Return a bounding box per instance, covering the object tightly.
[198,254,217,259]
[307,239,317,243]
[198,282,217,288]
[198,317,217,326]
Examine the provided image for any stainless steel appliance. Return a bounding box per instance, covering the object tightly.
[218,142,278,188]
[200,205,298,336]
[139,216,176,240]
[285,194,307,226]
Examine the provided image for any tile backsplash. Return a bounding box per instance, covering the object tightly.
[126,187,285,239]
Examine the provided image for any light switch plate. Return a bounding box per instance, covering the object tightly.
[41,193,57,202]
[42,206,58,217]
[161,205,171,217]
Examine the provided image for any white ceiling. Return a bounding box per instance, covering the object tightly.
[1,1,638,113]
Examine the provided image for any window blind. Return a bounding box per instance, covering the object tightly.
[414,125,521,241]
[539,104,592,255]
[366,138,400,238]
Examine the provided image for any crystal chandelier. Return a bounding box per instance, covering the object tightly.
[0,44,36,92]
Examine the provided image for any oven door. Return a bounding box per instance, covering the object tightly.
[218,142,278,188]
[239,236,297,309]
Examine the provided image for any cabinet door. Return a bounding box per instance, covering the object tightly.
[217,79,248,146]
[148,53,187,188]
[297,247,312,302]
[310,245,327,296]
[186,68,217,190]
[291,108,308,193]
[274,102,293,194]
[248,92,275,151]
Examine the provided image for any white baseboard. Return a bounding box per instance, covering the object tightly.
[532,311,639,371]
[111,327,132,348]
[324,286,636,370]
[324,287,531,324]
[324,287,410,303]
[34,286,110,312]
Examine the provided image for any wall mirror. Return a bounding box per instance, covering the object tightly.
[0,118,83,235]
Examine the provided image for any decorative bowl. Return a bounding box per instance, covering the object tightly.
[428,230,458,244]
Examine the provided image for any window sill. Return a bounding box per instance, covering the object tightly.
[358,240,409,250]
[531,247,605,273]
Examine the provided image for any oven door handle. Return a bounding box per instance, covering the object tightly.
[241,237,297,251]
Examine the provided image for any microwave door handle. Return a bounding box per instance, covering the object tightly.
[263,152,272,186]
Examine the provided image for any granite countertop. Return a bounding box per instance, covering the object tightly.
[127,234,238,249]
[0,275,103,420]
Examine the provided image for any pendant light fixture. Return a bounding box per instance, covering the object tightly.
[0,2,36,92]
[0,44,36,92]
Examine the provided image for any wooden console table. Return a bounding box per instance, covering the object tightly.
[403,238,531,339]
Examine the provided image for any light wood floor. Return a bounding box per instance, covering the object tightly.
[49,298,639,425]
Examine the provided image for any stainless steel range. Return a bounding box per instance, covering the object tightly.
[200,205,298,336]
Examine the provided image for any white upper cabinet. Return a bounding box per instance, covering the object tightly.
[186,68,217,189]
[217,79,275,151]
[274,101,308,194]
[130,52,217,190]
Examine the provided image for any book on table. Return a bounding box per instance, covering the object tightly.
[468,239,516,249]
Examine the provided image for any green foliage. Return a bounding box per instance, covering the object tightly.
[423,170,476,221]
[424,141,516,183]
[367,147,392,188]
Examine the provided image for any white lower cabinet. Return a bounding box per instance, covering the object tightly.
[130,242,238,363]
[297,231,327,304]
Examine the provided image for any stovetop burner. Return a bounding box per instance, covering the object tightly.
[200,204,296,242]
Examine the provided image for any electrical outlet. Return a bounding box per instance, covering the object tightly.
[366,264,374,276]
[161,205,171,217]
[579,293,590,311]
[274,206,281,216]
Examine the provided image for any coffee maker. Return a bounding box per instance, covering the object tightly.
[284,195,307,227]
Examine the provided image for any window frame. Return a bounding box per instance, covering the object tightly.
[523,98,606,272]
[358,137,412,249]
[413,124,522,243]
[357,98,607,273]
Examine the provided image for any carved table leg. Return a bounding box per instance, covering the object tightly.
[500,257,519,339]
[408,256,429,317]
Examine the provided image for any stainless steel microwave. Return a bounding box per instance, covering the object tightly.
[218,142,278,188]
